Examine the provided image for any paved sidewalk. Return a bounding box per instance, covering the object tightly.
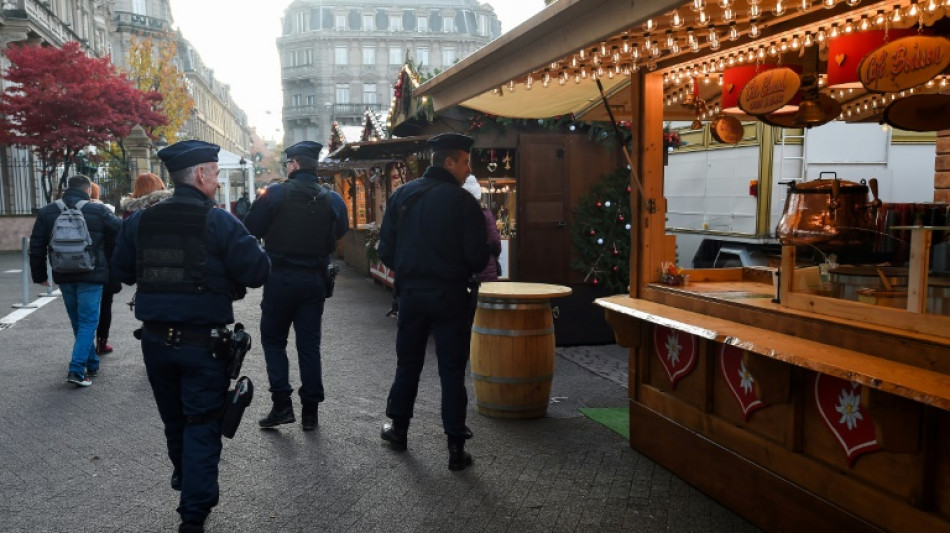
[0,261,759,532]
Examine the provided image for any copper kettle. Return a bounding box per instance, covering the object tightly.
[776,173,882,250]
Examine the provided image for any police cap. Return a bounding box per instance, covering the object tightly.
[158,140,220,173]
[285,141,323,159]
[427,133,474,153]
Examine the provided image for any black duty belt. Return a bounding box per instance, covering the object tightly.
[141,323,220,347]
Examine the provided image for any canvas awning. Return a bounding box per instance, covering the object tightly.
[413,0,682,119]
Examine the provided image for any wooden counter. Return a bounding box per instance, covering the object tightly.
[597,287,950,532]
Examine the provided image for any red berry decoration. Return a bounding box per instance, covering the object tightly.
[589,229,596,236]
[596,201,603,208]
[592,278,600,286]
[613,249,620,256]
[626,185,632,193]
[612,266,619,272]
[618,214,625,222]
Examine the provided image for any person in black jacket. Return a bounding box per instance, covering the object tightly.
[112,140,270,533]
[377,133,490,471]
[30,175,122,387]
[243,140,349,431]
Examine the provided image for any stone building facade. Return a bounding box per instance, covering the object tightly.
[278,0,500,147]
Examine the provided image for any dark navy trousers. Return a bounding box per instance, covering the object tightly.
[141,329,229,526]
[386,286,471,438]
[260,268,327,405]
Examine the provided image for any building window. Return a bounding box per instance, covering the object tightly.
[362,47,375,65]
[363,84,378,104]
[415,47,429,66]
[335,14,346,30]
[295,11,307,32]
[363,14,374,30]
[335,84,350,104]
[289,50,298,67]
[389,47,403,65]
[335,46,348,65]
[305,49,313,65]
[443,16,454,32]
[132,0,146,15]
[442,47,457,66]
[292,94,302,107]
[307,95,315,106]
[389,15,402,31]
[479,14,489,36]
[417,17,428,32]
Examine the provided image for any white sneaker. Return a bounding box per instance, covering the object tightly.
[66,371,92,387]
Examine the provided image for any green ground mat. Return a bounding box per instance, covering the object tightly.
[579,407,630,440]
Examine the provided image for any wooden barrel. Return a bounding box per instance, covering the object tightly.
[470,297,555,418]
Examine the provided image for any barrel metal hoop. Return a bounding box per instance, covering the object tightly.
[477,301,551,311]
[476,400,550,412]
[472,325,555,337]
[471,372,553,384]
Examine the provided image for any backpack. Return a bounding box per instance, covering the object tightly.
[49,199,96,273]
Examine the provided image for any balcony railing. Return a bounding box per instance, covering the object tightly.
[332,103,387,116]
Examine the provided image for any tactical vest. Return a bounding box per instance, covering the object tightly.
[263,179,335,258]
[136,197,211,294]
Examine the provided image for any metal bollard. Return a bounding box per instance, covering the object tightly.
[13,237,37,309]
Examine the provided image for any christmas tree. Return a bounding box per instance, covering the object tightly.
[570,168,633,292]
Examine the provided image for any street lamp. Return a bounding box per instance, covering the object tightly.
[153,135,168,185]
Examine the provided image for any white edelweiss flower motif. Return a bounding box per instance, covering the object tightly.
[835,387,864,431]
[665,333,681,365]
[738,362,754,394]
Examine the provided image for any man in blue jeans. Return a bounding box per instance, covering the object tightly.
[30,175,122,386]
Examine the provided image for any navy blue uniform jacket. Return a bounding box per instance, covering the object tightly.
[111,184,270,325]
[30,187,122,286]
[378,167,490,287]
[242,170,349,270]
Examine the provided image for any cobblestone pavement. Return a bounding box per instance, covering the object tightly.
[0,250,758,532]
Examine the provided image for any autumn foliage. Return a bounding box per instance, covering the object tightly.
[0,41,165,200]
[126,36,193,144]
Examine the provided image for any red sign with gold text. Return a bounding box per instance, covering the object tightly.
[738,67,801,115]
[859,35,950,93]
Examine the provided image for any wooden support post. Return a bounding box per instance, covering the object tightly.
[906,227,932,314]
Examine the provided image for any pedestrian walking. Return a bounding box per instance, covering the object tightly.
[463,175,502,282]
[234,191,251,221]
[89,182,119,355]
[111,140,270,533]
[120,172,172,219]
[29,174,122,387]
[376,133,490,471]
[243,140,349,431]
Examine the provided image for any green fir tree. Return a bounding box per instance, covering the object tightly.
[570,168,633,292]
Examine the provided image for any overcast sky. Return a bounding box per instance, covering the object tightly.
[165,1,548,142]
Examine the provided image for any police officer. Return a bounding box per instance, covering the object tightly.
[377,133,490,471]
[243,141,349,431]
[112,140,270,533]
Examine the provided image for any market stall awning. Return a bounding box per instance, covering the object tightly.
[319,135,430,173]
[414,0,682,118]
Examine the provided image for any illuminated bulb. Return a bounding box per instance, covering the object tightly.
[829,23,839,38]
[904,2,919,17]
[846,0,860,5]
[843,19,854,33]
[692,0,706,11]
[631,47,640,61]
[780,39,789,52]
[663,72,670,84]
[580,67,588,79]
[686,27,696,44]
[774,0,786,15]
[666,30,675,49]
[542,70,551,85]
[671,9,684,28]
[600,41,608,56]
[768,43,778,55]
[940,77,948,87]
[508,80,515,92]
[643,19,656,32]
[607,69,614,79]
[728,21,739,41]
[612,46,621,62]
[671,41,681,54]
[926,78,935,87]
[708,25,719,43]
[597,67,605,78]
[718,75,724,85]
[749,3,762,16]
[723,7,736,21]
[822,0,835,7]
[757,46,766,59]
[692,39,701,52]
[714,104,721,113]
[574,70,581,83]
[571,56,579,68]
[578,49,586,61]
[719,0,734,7]
[651,42,662,58]
[559,72,567,85]
[791,35,801,49]
[704,73,711,84]
[621,35,631,54]
[874,10,886,25]
[816,27,826,43]
[798,0,810,11]
[698,10,710,24]
[926,0,939,12]
[804,32,814,46]
[525,75,533,90]
[749,19,761,38]
[891,6,903,23]
[667,97,673,106]
[858,15,870,31]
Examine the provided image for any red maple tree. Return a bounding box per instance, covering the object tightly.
[0,41,166,201]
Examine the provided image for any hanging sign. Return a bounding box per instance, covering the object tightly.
[653,324,697,389]
[738,67,801,116]
[859,35,950,93]
[814,373,881,467]
[720,344,766,421]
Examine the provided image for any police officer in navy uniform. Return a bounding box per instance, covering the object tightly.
[243,141,349,431]
[112,140,270,533]
[377,133,489,471]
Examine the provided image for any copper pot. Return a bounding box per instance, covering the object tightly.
[776,174,880,250]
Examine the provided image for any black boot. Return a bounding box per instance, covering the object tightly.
[259,399,295,428]
[179,522,204,533]
[301,403,318,431]
[448,438,473,471]
[380,420,408,451]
